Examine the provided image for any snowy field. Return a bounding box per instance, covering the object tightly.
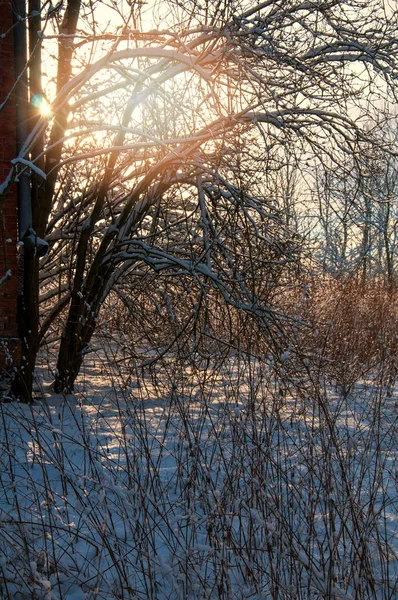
[1,351,398,599]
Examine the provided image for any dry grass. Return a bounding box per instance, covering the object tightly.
[299,278,398,395]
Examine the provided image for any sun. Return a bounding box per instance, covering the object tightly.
[31,94,52,117]
[39,97,52,117]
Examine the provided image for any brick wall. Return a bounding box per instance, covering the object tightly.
[0,1,22,367]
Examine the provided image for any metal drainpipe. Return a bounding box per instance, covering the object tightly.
[13,0,48,257]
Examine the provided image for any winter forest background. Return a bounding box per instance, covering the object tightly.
[2,0,398,598]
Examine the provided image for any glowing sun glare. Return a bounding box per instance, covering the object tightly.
[39,98,51,117]
[32,94,52,117]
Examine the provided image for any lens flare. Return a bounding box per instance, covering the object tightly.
[32,94,52,117]
[39,98,51,117]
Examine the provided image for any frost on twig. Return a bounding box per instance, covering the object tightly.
[10,158,47,180]
[0,269,11,288]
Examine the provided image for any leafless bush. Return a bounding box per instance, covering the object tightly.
[1,338,398,599]
[4,270,398,598]
[297,278,398,395]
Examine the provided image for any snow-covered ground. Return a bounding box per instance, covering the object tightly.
[1,353,397,599]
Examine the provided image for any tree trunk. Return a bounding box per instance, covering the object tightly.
[54,297,98,393]
[11,0,82,400]
[54,317,89,394]
[361,197,372,286]
[383,201,394,285]
[11,0,38,402]
[12,249,40,401]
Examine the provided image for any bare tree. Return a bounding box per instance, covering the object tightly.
[2,0,398,398]
[314,120,398,282]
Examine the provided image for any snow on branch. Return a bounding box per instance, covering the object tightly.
[0,269,12,287]
[0,170,13,197]
[105,240,279,322]
[10,157,46,180]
